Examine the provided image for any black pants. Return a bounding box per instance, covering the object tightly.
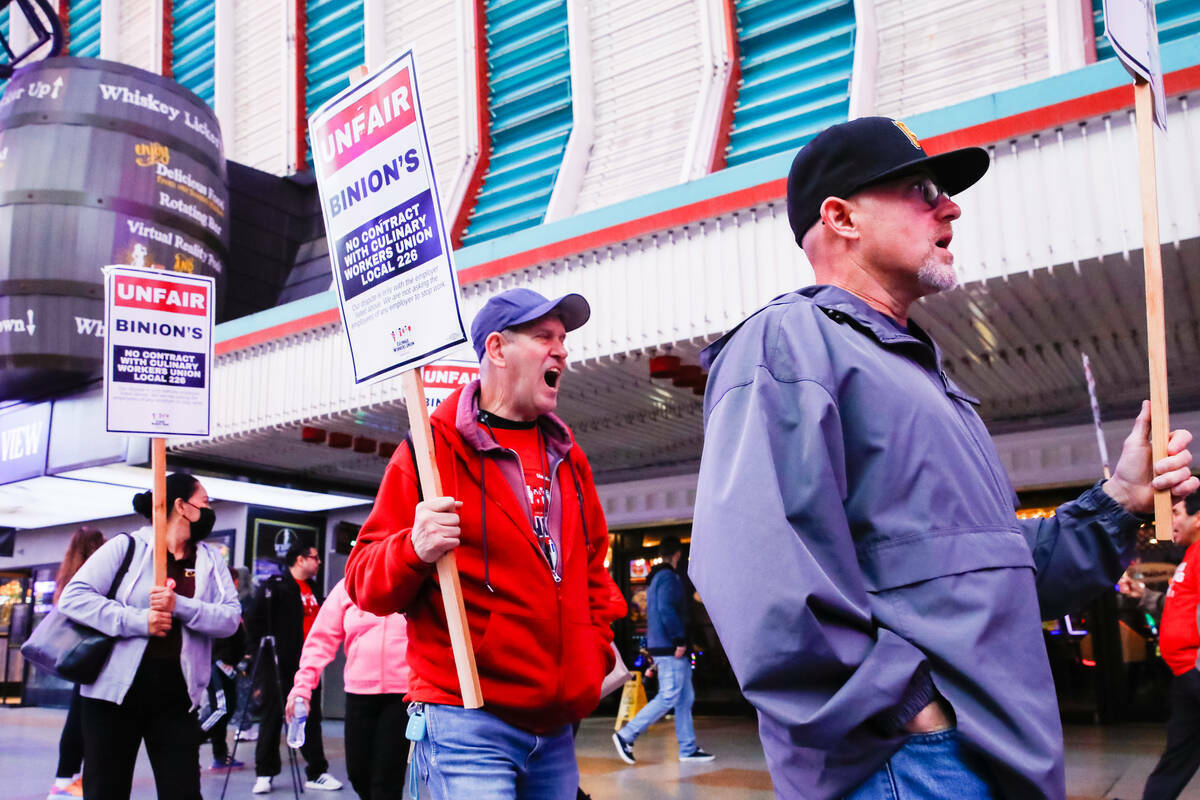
[56,684,84,778]
[1144,669,1200,799]
[257,682,328,781]
[80,658,202,800]
[208,668,238,760]
[344,693,409,800]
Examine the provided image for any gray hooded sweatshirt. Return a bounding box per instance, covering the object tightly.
[59,525,240,709]
[690,285,1141,800]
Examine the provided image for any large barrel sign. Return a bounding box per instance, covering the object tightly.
[0,57,228,401]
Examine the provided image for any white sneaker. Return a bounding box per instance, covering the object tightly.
[305,773,344,791]
[237,725,259,742]
[252,776,272,794]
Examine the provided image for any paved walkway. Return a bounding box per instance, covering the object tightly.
[1,706,1198,799]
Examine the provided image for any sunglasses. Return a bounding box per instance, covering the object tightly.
[908,176,947,208]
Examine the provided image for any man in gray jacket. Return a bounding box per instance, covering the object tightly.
[690,116,1199,800]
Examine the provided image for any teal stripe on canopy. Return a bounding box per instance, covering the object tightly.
[305,0,365,168]
[172,0,216,107]
[70,0,102,58]
[460,0,572,247]
[0,6,9,99]
[724,0,856,168]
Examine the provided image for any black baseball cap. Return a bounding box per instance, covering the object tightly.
[786,116,990,244]
[470,288,590,360]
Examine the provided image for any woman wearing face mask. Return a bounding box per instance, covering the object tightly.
[59,472,241,799]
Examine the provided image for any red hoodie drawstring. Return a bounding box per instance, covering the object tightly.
[479,452,494,593]
[565,458,594,557]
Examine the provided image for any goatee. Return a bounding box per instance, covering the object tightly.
[918,254,957,292]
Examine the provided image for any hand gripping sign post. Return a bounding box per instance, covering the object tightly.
[308,52,481,706]
[1103,0,1173,538]
[104,265,215,585]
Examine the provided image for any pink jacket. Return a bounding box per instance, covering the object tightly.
[288,579,409,705]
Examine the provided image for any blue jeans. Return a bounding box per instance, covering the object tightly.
[844,729,997,800]
[412,704,577,800]
[618,655,697,754]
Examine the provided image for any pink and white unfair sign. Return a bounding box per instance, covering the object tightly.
[103,265,214,436]
[308,49,468,384]
[421,359,480,412]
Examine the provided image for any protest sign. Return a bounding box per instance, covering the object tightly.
[104,264,214,582]
[309,56,481,707]
[421,359,480,412]
[104,265,214,437]
[1103,0,1166,130]
[308,50,468,384]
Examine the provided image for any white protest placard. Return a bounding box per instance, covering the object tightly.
[103,265,214,436]
[308,49,468,384]
[1103,0,1167,129]
[421,359,480,412]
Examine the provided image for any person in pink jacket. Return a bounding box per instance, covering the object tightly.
[287,579,409,800]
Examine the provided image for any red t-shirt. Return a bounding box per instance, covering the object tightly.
[298,580,320,640]
[1159,540,1200,675]
[490,425,550,523]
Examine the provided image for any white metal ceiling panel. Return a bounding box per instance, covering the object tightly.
[874,0,1049,117]
[382,0,463,203]
[229,1,287,173]
[573,0,706,214]
[116,0,156,73]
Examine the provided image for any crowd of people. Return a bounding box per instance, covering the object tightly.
[34,116,1200,800]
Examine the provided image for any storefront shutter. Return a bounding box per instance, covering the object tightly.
[172,0,215,106]
[1092,0,1200,61]
[460,0,572,247]
[69,0,102,58]
[305,0,364,167]
[724,0,855,167]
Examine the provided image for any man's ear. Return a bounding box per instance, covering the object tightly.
[819,196,859,240]
[484,331,507,367]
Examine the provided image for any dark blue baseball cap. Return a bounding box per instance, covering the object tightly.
[470,288,591,360]
[786,116,990,244]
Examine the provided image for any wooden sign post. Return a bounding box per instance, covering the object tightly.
[401,372,482,707]
[1103,0,1172,538]
[1133,77,1173,539]
[152,437,167,586]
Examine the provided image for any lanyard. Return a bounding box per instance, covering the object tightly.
[482,420,559,576]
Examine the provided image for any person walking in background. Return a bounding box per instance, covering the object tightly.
[207,564,248,771]
[45,526,106,800]
[247,541,343,794]
[1143,494,1200,799]
[613,536,714,765]
[230,565,261,742]
[285,578,409,800]
[58,472,240,800]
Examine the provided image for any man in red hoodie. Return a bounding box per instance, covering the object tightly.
[345,288,626,799]
[1144,492,1200,800]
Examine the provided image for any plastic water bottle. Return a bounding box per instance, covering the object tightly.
[286,698,306,749]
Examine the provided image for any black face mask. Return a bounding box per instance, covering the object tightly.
[188,506,216,542]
